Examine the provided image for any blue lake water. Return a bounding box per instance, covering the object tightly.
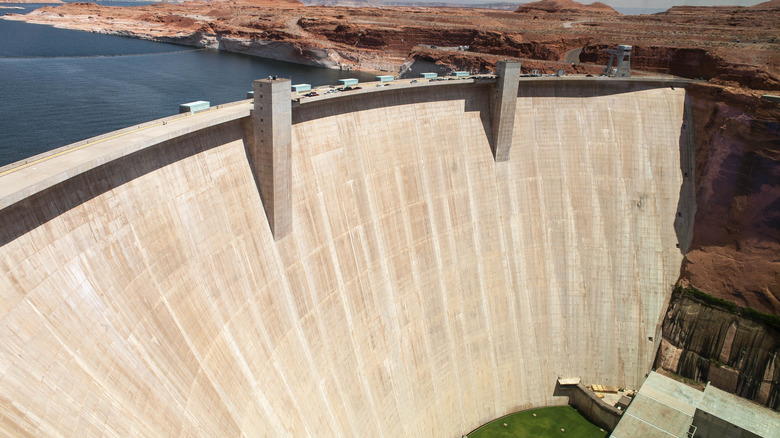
[0,2,374,167]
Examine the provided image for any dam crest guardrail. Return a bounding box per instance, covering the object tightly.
[0,73,690,217]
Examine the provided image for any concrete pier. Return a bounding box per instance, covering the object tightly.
[490,60,522,161]
[252,78,292,239]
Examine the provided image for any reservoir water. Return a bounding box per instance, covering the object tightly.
[0,2,374,167]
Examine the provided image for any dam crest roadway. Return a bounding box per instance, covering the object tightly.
[0,70,695,437]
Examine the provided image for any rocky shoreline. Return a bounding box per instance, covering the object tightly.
[3,0,777,86]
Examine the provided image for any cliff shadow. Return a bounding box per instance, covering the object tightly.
[0,120,245,248]
[675,92,697,255]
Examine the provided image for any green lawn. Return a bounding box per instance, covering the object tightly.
[467,406,608,438]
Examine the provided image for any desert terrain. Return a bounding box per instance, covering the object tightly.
[0,0,62,4]
[3,0,777,89]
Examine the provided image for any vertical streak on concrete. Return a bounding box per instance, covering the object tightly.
[252,78,292,239]
[490,61,522,162]
[0,80,694,437]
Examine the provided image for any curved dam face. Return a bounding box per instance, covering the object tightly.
[0,79,692,436]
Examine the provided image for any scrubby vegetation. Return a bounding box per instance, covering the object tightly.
[673,284,780,331]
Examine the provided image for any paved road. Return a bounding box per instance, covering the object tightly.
[564,47,583,64]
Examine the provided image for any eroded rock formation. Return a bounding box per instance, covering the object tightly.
[656,291,779,409]
[2,0,777,91]
[515,0,618,15]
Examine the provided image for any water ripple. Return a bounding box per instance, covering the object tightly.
[0,47,206,60]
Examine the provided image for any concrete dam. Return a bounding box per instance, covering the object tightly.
[0,72,694,436]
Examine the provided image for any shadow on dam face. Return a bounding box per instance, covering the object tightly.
[0,121,246,248]
[293,84,491,137]
[0,80,693,436]
[515,80,675,98]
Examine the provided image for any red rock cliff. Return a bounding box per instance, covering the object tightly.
[681,84,780,315]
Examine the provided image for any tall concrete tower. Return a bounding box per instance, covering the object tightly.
[490,60,522,161]
[251,77,292,239]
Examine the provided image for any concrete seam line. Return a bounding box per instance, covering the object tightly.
[635,393,693,416]
[624,412,680,437]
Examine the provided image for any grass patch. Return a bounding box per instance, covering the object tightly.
[467,406,608,438]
